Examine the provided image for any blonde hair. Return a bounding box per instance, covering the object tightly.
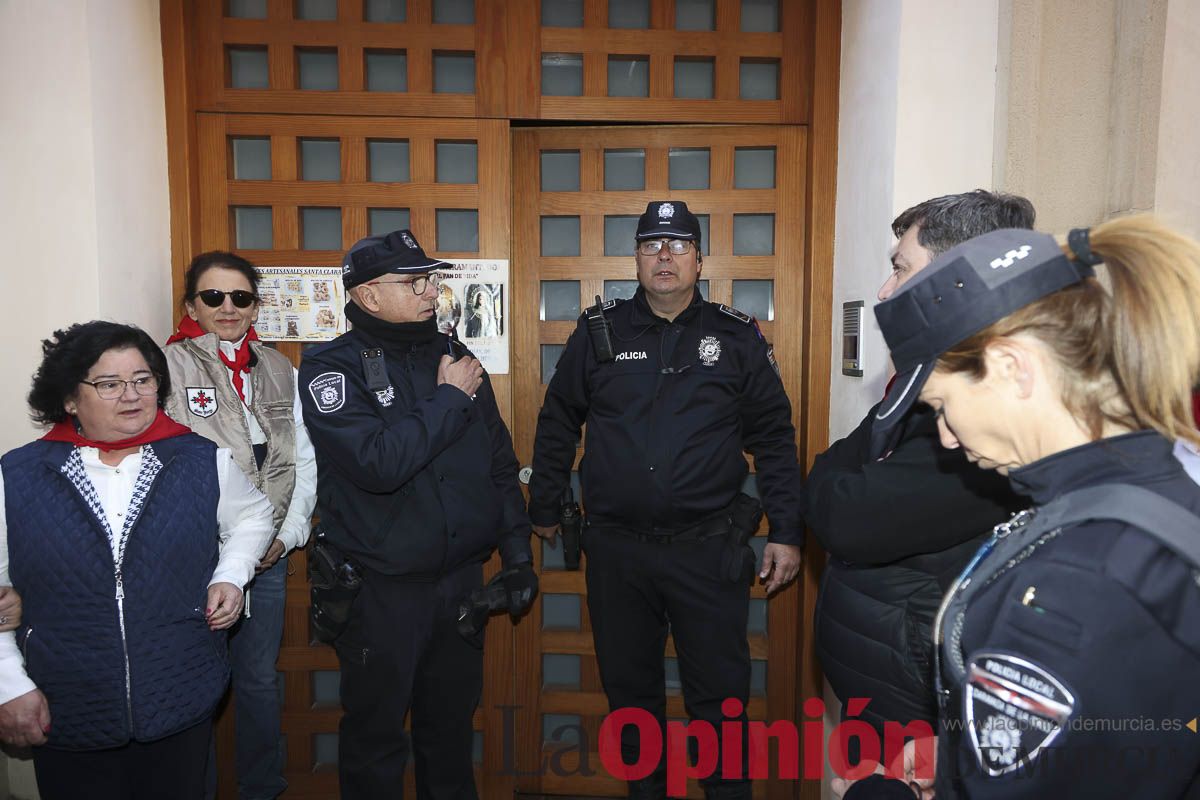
[937,216,1200,447]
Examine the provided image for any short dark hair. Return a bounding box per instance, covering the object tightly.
[28,322,172,425]
[892,190,1036,257]
[181,251,259,308]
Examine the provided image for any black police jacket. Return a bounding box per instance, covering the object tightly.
[807,401,1024,732]
[298,320,532,577]
[529,288,804,544]
[937,431,1200,799]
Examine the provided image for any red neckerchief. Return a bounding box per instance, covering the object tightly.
[42,410,191,452]
[166,317,260,405]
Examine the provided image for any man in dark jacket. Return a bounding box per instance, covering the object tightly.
[300,230,536,800]
[807,191,1033,736]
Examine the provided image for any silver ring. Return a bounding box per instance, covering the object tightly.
[0,616,10,625]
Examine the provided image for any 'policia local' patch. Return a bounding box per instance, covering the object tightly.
[965,653,1075,776]
[308,372,347,413]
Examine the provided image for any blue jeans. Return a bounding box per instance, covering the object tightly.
[229,557,288,800]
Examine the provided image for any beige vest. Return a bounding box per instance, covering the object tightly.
[163,335,297,531]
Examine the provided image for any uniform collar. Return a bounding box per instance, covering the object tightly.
[1007,430,1181,505]
[630,287,704,326]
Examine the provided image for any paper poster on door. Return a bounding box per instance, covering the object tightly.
[255,267,347,342]
[435,260,509,375]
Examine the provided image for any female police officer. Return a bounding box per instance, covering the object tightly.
[867,218,1200,798]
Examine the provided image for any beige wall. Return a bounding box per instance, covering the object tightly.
[0,1,170,795]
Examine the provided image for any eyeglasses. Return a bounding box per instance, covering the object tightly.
[369,272,444,295]
[80,375,160,400]
[194,289,258,308]
[638,239,694,256]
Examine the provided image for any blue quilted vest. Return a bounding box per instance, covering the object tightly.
[1,434,230,750]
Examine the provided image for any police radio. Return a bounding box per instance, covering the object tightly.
[585,295,615,363]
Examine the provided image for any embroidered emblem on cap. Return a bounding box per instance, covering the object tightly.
[342,262,352,275]
[659,202,675,219]
[401,232,418,249]
[375,386,395,407]
[308,372,347,413]
[698,336,722,366]
[186,387,218,418]
[990,245,1032,270]
[965,653,1075,776]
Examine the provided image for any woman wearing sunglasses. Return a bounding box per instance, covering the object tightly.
[163,251,317,800]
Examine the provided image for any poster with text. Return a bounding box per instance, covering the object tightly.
[436,259,509,374]
[256,267,346,342]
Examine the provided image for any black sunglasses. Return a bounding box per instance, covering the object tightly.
[194,289,258,308]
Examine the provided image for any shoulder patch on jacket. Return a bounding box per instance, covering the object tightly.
[718,304,752,324]
[602,298,623,311]
[308,372,347,413]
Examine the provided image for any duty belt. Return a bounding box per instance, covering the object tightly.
[586,511,732,544]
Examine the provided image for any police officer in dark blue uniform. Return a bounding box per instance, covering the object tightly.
[861,221,1200,799]
[299,230,536,800]
[529,201,805,800]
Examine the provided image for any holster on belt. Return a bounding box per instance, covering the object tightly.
[307,528,364,645]
[722,492,763,584]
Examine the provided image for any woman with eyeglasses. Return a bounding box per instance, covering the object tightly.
[162,251,317,800]
[0,321,274,799]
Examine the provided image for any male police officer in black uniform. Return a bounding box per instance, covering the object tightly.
[529,201,804,800]
[299,230,536,800]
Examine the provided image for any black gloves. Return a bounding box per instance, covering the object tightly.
[501,562,538,615]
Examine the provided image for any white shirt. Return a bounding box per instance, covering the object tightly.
[218,335,317,554]
[1174,438,1200,485]
[0,445,274,705]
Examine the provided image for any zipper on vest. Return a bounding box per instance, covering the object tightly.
[114,569,134,731]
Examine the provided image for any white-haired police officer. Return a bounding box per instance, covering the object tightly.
[529,201,804,800]
[299,230,536,800]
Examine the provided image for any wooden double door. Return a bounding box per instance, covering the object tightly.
[196,115,815,799]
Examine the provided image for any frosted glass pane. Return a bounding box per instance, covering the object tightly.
[229,48,269,89]
[749,534,766,562]
[697,280,709,300]
[540,217,580,258]
[742,473,758,497]
[669,148,710,190]
[740,59,779,100]
[365,0,405,22]
[228,0,266,18]
[365,51,407,91]
[436,209,478,252]
[748,597,767,634]
[733,214,775,255]
[674,59,714,99]
[733,280,774,320]
[543,714,581,744]
[434,52,475,93]
[234,207,272,249]
[604,216,639,256]
[751,659,767,694]
[609,0,649,28]
[735,147,776,188]
[542,535,565,569]
[433,0,473,24]
[542,593,581,629]
[608,57,649,97]
[300,139,340,181]
[604,280,639,302]
[541,281,581,321]
[295,0,337,20]
[541,344,565,384]
[676,0,714,30]
[697,215,710,255]
[741,0,779,32]
[298,50,339,90]
[436,141,478,184]
[543,654,581,688]
[540,150,580,191]
[368,140,409,182]
[314,733,338,764]
[473,731,483,764]
[541,53,583,97]
[312,670,340,704]
[369,208,410,235]
[604,149,645,191]
[232,138,271,180]
[665,657,681,692]
[302,208,342,250]
[542,0,583,27]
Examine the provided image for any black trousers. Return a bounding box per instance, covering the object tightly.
[32,718,212,800]
[585,529,751,800]
[335,561,484,800]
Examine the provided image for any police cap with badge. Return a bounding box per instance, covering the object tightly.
[634,200,703,245]
[342,228,449,289]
